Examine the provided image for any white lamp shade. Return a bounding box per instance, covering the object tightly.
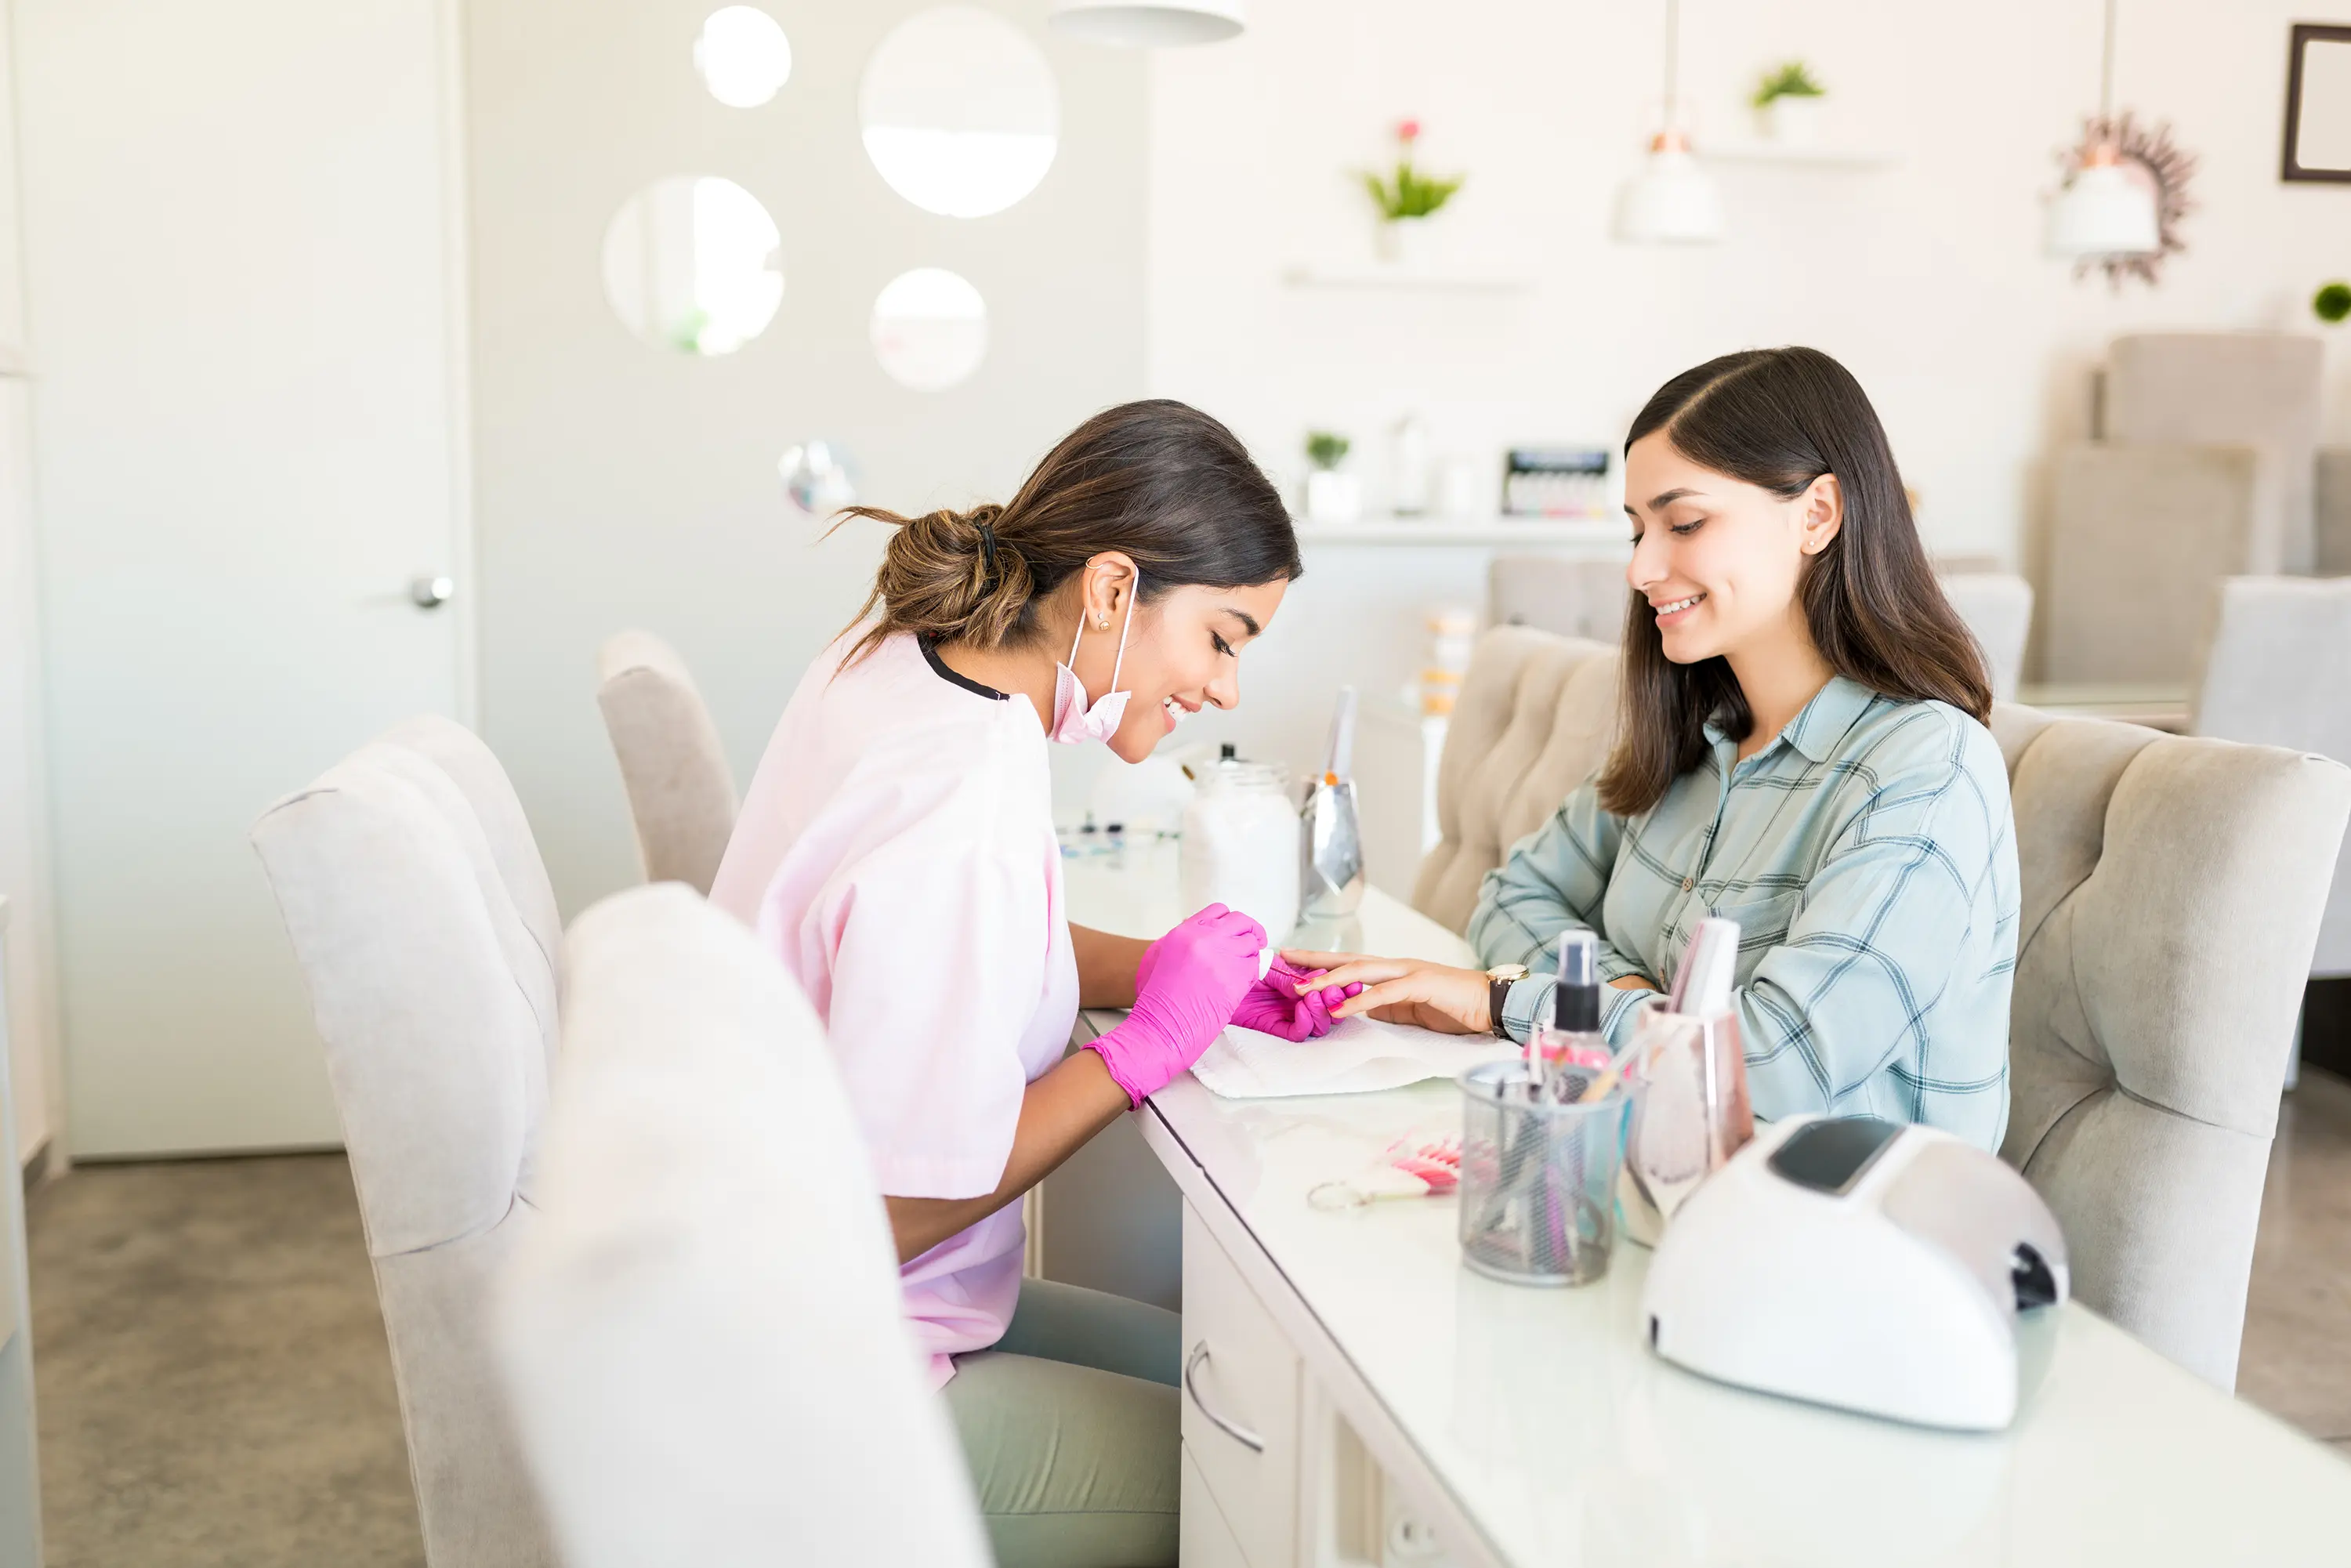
[2045,161,2159,259]
[1616,146,1722,244]
[1047,0,1244,46]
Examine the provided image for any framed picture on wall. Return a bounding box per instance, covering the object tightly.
[2284,23,2351,182]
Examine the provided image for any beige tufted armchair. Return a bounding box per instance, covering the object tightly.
[1409,628,1620,935]
[1991,704,2351,1389]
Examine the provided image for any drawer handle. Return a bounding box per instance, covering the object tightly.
[1183,1342,1266,1454]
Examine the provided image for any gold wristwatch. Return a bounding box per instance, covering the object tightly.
[1485,964,1528,1038]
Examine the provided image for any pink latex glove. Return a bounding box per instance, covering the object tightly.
[1089,904,1266,1106]
[1230,959,1362,1042]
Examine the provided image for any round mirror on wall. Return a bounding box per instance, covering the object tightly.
[859,6,1060,218]
[695,6,792,107]
[871,268,988,390]
[601,176,784,357]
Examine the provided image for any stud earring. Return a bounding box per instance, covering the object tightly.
[1099,617,1109,629]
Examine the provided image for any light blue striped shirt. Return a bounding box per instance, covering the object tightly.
[1468,675,2018,1150]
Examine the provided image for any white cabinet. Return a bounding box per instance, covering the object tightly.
[1179,1443,1253,1568]
[1180,1201,1302,1568]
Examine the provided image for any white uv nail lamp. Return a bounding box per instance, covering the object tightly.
[1640,1114,2068,1432]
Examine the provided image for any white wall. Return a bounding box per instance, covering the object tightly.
[466,0,1148,914]
[0,0,60,1166]
[1143,0,2351,774]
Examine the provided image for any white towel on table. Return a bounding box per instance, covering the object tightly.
[1187,1016,1519,1100]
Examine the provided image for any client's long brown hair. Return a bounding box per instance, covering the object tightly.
[1596,347,1991,817]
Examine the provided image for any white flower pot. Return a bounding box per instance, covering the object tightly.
[1373,215,1434,269]
[1757,95,1824,147]
[1305,469,1364,524]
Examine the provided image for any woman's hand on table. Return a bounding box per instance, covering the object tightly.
[1278,951,1493,1036]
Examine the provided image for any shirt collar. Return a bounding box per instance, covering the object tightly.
[1703,674,1878,765]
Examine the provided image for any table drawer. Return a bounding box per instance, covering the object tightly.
[1182,1201,1300,1568]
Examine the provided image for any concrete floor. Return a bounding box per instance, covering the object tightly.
[20,1071,2351,1563]
[24,1153,422,1568]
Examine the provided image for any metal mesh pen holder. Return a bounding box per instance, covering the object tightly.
[1456,1060,1631,1287]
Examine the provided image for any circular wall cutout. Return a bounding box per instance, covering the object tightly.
[859,6,1059,218]
[601,176,783,357]
[695,7,792,107]
[871,268,988,390]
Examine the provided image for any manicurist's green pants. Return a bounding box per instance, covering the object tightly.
[943,1277,1181,1568]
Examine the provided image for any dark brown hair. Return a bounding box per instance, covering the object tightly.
[1596,346,1991,817]
[834,400,1301,666]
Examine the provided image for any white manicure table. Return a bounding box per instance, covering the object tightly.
[1060,841,2351,1567]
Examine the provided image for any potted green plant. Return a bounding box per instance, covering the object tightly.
[1360,119,1464,267]
[2315,281,2351,325]
[1303,430,1362,523]
[1752,60,1826,147]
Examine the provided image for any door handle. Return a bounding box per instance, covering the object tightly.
[409,575,455,609]
[1183,1342,1265,1453]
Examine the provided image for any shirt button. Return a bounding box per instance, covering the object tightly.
[1681,877,1694,891]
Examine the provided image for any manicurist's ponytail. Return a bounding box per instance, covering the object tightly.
[833,400,1302,668]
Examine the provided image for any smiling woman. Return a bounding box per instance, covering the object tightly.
[705,400,1315,1568]
[1293,348,2022,1154]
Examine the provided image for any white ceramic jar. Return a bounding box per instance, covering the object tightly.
[1179,762,1299,943]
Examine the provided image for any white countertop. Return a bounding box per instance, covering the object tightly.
[1070,856,2351,1566]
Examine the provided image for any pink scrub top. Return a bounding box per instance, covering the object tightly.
[710,628,1078,1389]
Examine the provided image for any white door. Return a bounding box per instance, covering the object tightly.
[16,0,470,1155]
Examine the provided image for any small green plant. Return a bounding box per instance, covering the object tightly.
[1753,60,1826,108]
[1360,118,1463,223]
[1305,431,1351,470]
[2316,281,2351,324]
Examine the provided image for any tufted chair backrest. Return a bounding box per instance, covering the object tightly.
[252,720,561,1566]
[1411,628,1619,934]
[1991,702,2351,1389]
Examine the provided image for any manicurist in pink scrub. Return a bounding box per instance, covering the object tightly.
[710,400,1338,1568]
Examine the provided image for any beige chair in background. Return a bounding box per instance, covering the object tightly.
[251,716,561,1568]
[2042,332,2324,685]
[1938,572,2033,701]
[595,630,739,895]
[495,884,989,1568]
[2190,576,2351,980]
[1991,703,2351,1389]
[1411,626,1618,934]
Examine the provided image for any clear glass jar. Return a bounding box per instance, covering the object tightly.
[1178,761,1299,943]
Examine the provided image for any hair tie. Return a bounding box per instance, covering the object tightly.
[975,520,1000,578]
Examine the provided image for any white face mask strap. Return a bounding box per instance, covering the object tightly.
[1108,571,1136,693]
[1068,569,1139,695]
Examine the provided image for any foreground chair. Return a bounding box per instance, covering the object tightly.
[251,716,560,1566]
[1411,625,1618,933]
[595,630,739,894]
[1992,704,2351,1388]
[495,885,988,1568]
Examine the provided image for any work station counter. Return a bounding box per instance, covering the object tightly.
[1063,847,2351,1566]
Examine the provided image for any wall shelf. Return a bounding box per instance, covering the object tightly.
[1701,143,1901,170]
[1293,516,1628,549]
[1279,263,1535,294]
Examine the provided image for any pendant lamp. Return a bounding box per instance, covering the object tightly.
[1617,0,1722,244]
[1047,0,1244,47]
[2046,0,2158,258]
